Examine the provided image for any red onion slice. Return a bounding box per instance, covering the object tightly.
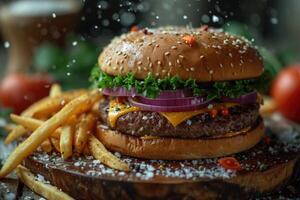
[156,89,193,99]
[221,92,257,104]
[102,87,193,99]
[128,97,213,112]
[137,96,206,106]
[102,87,137,97]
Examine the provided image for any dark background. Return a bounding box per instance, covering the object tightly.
[0,0,300,48]
[0,0,299,87]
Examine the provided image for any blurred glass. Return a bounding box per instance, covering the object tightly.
[0,0,82,74]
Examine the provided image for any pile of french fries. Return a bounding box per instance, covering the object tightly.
[0,84,130,179]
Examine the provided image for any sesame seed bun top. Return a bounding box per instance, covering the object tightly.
[98,26,264,82]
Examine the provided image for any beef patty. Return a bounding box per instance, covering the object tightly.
[99,99,260,139]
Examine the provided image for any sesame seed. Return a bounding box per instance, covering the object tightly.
[149,63,153,68]
[155,44,159,48]
[137,61,142,65]
[179,55,184,59]
[229,53,233,57]
[230,63,234,67]
[157,61,162,65]
[164,52,170,56]
[200,55,204,59]
[209,70,214,74]
[138,66,141,71]
[176,59,180,64]
[162,70,167,73]
[168,61,172,67]
[171,46,177,50]
[147,56,150,61]
[190,67,195,71]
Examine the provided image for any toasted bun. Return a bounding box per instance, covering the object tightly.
[96,120,264,160]
[98,26,264,82]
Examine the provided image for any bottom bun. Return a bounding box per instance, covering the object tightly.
[96,119,264,160]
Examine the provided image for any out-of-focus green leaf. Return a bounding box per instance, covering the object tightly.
[32,36,99,90]
[33,44,67,73]
[223,21,254,40]
[258,47,283,77]
[276,48,300,66]
[0,106,11,139]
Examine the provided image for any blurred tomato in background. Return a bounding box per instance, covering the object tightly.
[271,65,300,123]
[0,74,53,114]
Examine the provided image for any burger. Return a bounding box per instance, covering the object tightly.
[91,26,265,160]
[14,26,299,200]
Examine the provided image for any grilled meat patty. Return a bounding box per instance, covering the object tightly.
[99,99,260,139]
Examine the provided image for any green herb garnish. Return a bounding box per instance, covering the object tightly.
[259,164,269,172]
[90,66,267,99]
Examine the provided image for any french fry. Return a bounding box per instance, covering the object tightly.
[260,96,277,116]
[0,92,99,178]
[3,123,17,132]
[16,165,74,200]
[10,114,41,131]
[10,115,65,139]
[40,139,52,153]
[50,138,60,152]
[74,113,96,153]
[21,90,87,118]
[49,84,62,98]
[89,135,129,171]
[4,126,28,144]
[59,126,73,159]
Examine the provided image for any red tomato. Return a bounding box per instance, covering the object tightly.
[218,157,242,171]
[0,73,53,114]
[271,65,300,123]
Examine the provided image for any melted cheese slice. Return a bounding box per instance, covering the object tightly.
[160,103,237,127]
[108,99,141,127]
[108,99,237,128]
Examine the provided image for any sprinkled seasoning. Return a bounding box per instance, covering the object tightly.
[182,35,196,47]
[164,52,170,56]
[259,164,268,172]
[130,25,139,32]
